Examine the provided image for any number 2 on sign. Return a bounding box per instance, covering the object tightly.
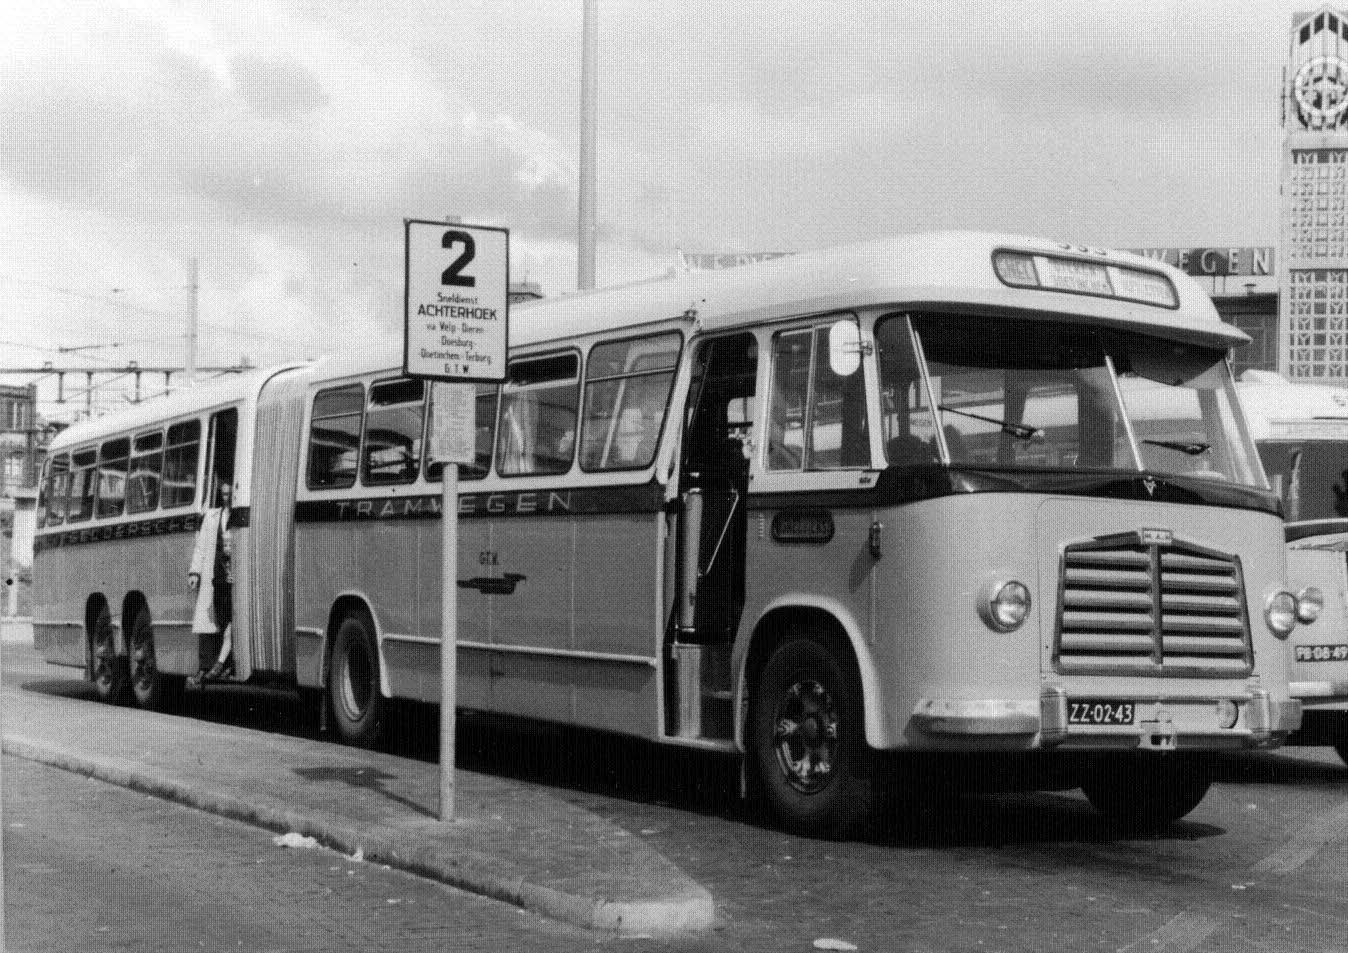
[441,230,477,287]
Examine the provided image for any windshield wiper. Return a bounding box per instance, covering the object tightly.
[938,405,1043,442]
[1142,438,1211,457]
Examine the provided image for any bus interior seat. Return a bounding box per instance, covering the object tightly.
[886,434,936,466]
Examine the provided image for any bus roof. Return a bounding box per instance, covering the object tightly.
[47,363,310,455]
[317,231,1242,381]
[46,232,1244,449]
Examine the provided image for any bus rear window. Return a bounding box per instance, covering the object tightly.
[308,384,364,489]
[162,420,201,509]
[42,454,70,526]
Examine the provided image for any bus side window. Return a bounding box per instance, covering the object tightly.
[126,430,164,514]
[768,321,868,471]
[426,383,499,482]
[66,448,97,523]
[579,332,681,472]
[162,419,202,509]
[363,378,424,486]
[497,353,579,477]
[42,454,70,527]
[307,384,365,489]
[96,436,130,519]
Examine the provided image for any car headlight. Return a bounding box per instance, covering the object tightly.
[1297,586,1325,624]
[981,580,1031,632]
[1265,590,1298,638]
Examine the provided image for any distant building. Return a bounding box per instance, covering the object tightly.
[1280,6,1348,379]
[0,383,38,616]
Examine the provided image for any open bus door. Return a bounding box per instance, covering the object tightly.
[669,333,757,740]
[202,408,241,678]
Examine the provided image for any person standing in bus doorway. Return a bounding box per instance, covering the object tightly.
[187,479,234,687]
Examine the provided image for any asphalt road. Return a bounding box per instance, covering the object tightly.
[6,628,1348,952]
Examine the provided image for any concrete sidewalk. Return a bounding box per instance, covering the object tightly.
[0,644,715,936]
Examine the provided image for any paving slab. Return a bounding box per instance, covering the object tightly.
[0,665,715,936]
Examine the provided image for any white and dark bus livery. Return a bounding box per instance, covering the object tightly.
[1233,372,1348,763]
[33,232,1310,835]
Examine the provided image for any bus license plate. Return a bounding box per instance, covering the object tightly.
[1068,700,1136,726]
[1295,644,1348,662]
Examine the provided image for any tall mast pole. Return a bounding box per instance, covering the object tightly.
[577,0,598,290]
[186,257,199,386]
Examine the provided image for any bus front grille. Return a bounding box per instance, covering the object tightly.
[1053,533,1252,677]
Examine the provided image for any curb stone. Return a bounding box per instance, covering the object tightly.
[2,734,716,936]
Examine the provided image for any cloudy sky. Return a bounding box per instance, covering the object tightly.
[0,0,1321,422]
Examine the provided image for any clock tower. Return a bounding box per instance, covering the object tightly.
[1282,7,1348,378]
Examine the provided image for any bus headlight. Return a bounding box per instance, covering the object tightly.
[980,581,1031,632]
[1265,591,1298,638]
[1297,586,1325,624]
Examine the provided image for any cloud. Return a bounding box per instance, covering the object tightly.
[230,53,329,117]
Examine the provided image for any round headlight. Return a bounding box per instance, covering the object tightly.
[1216,699,1239,730]
[983,581,1031,632]
[1266,590,1298,638]
[1297,586,1325,624]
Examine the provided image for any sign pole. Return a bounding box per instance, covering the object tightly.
[404,219,508,825]
[439,460,457,821]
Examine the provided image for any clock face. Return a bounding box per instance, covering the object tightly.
[1295,55,1348,129]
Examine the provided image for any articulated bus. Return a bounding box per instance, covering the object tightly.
[1234,372,1348,763]
[33,232,1309,836]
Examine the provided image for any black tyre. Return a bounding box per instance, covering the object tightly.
[328,613,386,747]
[750,635,874,838]
[1080,755,1212,831]
[128,606,183,711]
[90,606,131,705]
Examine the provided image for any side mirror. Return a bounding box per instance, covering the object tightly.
[828,320,862,377]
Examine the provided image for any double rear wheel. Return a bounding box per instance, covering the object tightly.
[90,606,131,706]
[127,606,184,711]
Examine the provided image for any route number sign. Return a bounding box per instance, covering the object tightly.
[404,220,509,383]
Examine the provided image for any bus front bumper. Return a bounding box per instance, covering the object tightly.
[909,689,1302,751]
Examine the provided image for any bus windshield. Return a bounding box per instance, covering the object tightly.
[877,313,1266,487]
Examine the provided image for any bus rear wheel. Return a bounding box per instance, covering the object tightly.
[1080,755,1212,831]
[328,613,386,747]
[750,634,874,838]
[128,606,183,711]
[90,607,131,705]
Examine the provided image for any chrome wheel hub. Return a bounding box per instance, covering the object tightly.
[772,678,839,794]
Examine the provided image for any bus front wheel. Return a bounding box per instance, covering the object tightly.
[750,635,874,838]
[328,613,386,747]
[1080,755,1212,831]
[90,607,131,705]
[128,606,183,711]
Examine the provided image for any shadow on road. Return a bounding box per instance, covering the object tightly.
[22,669,1343,850]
